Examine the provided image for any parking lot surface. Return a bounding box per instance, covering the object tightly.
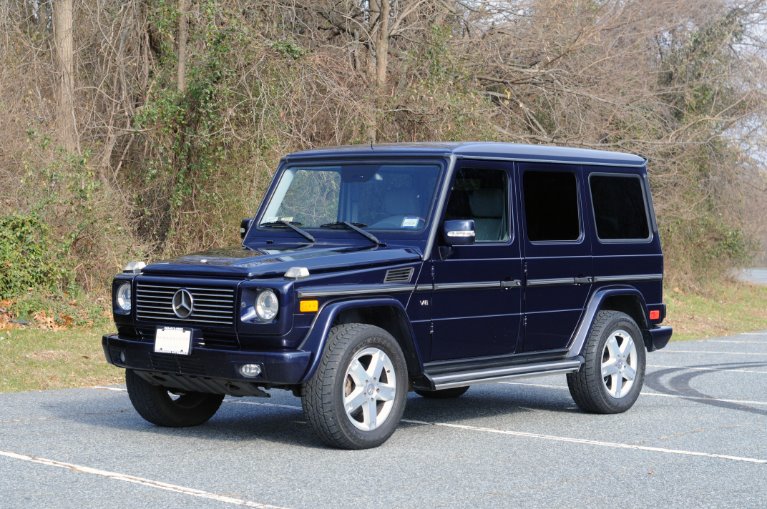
[1,332,766,508]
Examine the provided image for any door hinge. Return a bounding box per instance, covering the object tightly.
[429,322,434,335]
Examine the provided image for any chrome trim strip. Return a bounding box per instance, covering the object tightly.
[526,277,577,287]
[424,154,457,261]
[136,284,234,293]
[455,155,645,168]
[430,359,583,390]
[433,281,501,291]
[592,274,663,283]
[297,284,416,299]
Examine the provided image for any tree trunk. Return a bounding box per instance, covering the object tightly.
[53,0,78,153]
[177,0,188,93]
[375,0,390,91]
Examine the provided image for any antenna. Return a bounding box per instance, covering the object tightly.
[370,139,374,150]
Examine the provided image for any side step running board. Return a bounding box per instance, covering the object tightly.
[424,358,583,390]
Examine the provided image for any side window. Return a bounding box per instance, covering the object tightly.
[445,168,509,242]
[590,174,650,240]
[523,171,580,242]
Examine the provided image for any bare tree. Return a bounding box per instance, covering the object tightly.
[53,0,78,152]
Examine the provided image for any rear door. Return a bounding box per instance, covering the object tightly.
[518,163,593,353]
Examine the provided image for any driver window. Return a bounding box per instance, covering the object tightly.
[446,168,509,242]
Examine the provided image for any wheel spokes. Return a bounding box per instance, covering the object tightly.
[619,335,635,357]
[602,360,619,377]
[348,360,368,386]
[606,335,621,358]
[344,387,367,414]
[377,384,396,402]
[343,347,398,431]
[363,398,378,429]
[368,350,387,380]
[612,372,623,397]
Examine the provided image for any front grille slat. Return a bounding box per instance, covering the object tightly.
[136,282,236,327]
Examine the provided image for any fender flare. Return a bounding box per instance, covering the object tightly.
[297,297,422,384]
[566,286,650,358]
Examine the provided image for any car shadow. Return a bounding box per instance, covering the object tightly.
[43,383,579,448]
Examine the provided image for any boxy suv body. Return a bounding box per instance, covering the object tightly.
[104,142,672,449]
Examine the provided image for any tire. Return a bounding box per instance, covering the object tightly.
[567,310,646,414]
[302,323,408,449]
[414,386,470,399]
[125,369,224,427]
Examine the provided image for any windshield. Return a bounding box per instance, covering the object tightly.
[259,163,442,232]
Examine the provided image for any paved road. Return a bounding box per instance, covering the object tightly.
[735,267,767,285]
[2,332,766,508]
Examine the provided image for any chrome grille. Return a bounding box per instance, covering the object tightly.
[135,282,235,326]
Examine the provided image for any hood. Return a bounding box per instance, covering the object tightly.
[139,244,422,279]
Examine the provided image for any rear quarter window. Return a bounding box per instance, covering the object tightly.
[589,174,650,241]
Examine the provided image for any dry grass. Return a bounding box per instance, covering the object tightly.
[665,282,767,341]
[0,327,122,393]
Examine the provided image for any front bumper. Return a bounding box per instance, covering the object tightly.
[102,334,311,395]
[648,325,673,351]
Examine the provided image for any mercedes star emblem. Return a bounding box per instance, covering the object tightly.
[171,289,194,319]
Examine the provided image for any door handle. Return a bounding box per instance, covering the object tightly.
[574,276,593,284]
[501,279,522,288]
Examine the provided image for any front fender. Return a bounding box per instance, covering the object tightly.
[297,297,421,383]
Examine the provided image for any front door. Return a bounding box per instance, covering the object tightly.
[428,160,523,361]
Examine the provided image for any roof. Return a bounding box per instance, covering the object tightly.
[284,142,646,167]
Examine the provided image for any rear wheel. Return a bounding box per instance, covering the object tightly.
[567,310,646,414]
[414,386,470,399]
[125,370,224,427]
[302,323,408,449]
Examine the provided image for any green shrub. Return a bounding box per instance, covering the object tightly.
[0,214,71,299]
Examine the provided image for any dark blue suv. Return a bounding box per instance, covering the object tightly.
[104,142,672,449]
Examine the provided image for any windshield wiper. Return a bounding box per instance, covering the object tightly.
[320,221,384,247]
[260,220,315,243]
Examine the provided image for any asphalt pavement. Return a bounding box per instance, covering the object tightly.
[1,332,766,508]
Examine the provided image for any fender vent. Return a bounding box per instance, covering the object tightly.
[384,267,414,283]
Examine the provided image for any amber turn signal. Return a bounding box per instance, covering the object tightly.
[300,300,319,313]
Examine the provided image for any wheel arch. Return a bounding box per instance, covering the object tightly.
[298,298,423,383]
[566,286,653,357]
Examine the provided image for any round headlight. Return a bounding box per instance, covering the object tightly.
[255,289,278,321]
[116,282,132,312]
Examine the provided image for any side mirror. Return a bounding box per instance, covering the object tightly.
[442,219,475,246]
[240,218,253,239]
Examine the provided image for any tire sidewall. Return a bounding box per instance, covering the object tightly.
[591,313,646,412]
[328,326,408,448]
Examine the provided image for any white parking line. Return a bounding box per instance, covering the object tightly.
[224,398,767,463]
[659,350,767,356]
[0,450,289,508]
[706,340,766,345]
[399,419,767,464]
[498,381,767,406]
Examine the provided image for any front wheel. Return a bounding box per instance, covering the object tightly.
[302,323,408,449]
[125,370,224,427]
[567,310,646,414]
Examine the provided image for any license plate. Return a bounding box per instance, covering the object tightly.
[154,327,192,355]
